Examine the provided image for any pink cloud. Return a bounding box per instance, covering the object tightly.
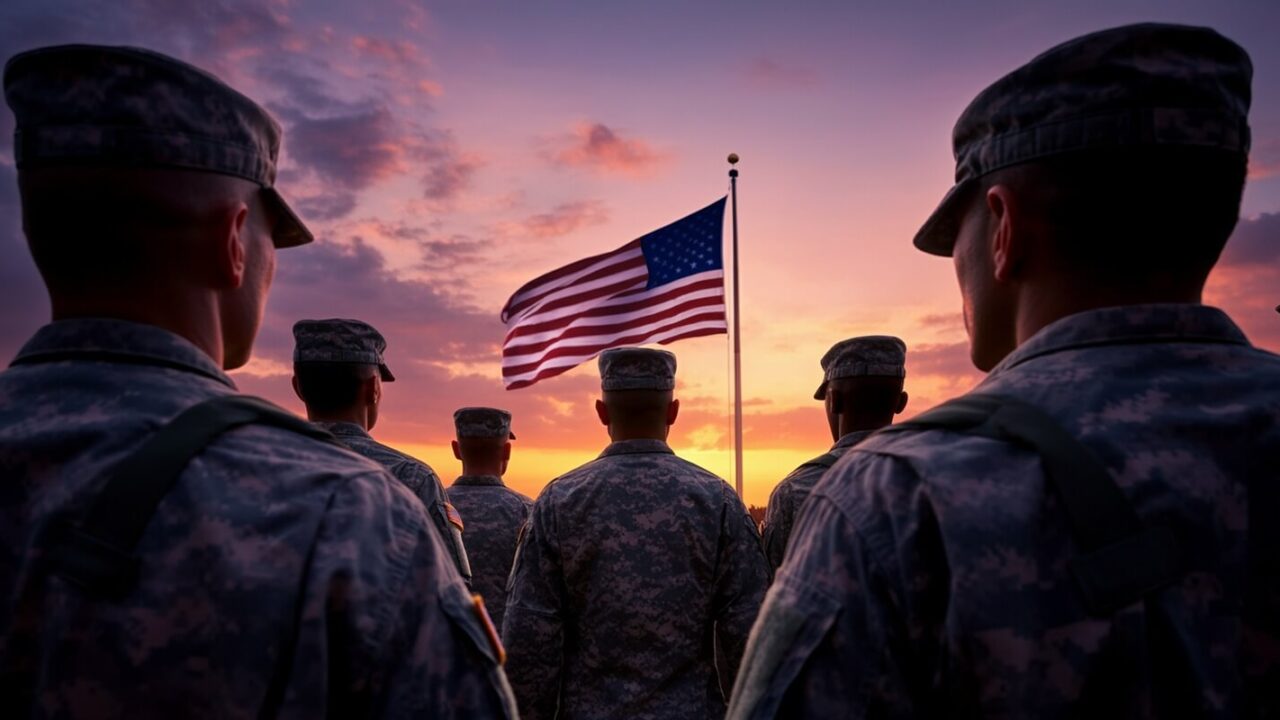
[1248,138,1280,181]
[502,200,611,239]
[742,56,818,89]
[549,122,669,177]
[1207,212,1280,351]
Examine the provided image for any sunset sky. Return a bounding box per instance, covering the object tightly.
[2,0,1278,507]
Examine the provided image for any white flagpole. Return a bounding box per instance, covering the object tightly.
[728,153,744,499]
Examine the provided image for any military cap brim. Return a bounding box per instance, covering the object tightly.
[263,188,313,248]
[912,179,973,257]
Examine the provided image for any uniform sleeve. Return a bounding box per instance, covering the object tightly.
[761,479,793,573]
[727,454,948,720]
[282,470,515,719]
[713,485,772,692]
[501,492,566,720]
[410,463,473,584]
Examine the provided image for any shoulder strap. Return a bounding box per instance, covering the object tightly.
[799,451,841,470]
[47,395,338,599]
[891,393,1182,616]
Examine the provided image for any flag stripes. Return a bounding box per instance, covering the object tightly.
[500,198,727,390]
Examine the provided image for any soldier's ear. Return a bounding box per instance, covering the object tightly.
[666,398,680,426]
[451,440,462,460]
[986,185,1025,284]
[896,390,909,415]
[595,399,609,426]
[291,375,304,403]
[216,201,251,289]
[365,373,381,406]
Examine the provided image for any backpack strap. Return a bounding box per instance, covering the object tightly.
[47,395,339,599]
[891,392,1182,616]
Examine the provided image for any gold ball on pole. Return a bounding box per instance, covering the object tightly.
[727,152,740,164]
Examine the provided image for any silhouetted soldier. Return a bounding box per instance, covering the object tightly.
[292,318,472,582]
[504,347,770,719]
[731,23,1280,719]
[0,45,514,717]
[447,407,532,630]
[761,336,907,572]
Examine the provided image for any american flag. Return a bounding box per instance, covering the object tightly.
[501,198,727,390]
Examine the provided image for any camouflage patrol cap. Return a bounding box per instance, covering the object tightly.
[915,23,1252,257]
[3,44,312,248]
[292,319,395,381]
[814,335,906,400]
[598,347,677,391]
[454,407,516,440]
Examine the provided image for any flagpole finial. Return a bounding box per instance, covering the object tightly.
[727,153,739,164]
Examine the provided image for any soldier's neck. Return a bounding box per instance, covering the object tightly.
[461,460,504,477]
[1015,277,1204,348]
[608,426,670,442]
[51,291,226,367]
[307,406,372,431]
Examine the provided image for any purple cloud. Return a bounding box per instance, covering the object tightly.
[1220,212,1280,267]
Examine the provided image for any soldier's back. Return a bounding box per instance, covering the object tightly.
[508,438,768,719]
[0,320,512,718]
[447,477,532,628]
[744,305,1280,718]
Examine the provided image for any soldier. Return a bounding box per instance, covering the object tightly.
[447,407,533,629]
[291,318,472,582]
[730,23,1280,719]
[761,336,907,571]
[504,347,770,719]
[0,45,513,717]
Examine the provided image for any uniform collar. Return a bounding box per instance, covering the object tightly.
[10,318,235,387]
[599,438,675,457]
[453,474,506,487]
[832,428,875,451]
[311,421,371,439]
[988,303,1250,377]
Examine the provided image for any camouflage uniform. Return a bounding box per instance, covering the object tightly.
[729,25,1278,720]
[762,336,907,571]
[294,319,472,582]
[761,429,871,570]
[0,320,515,718]
[449,478,532,630]
[0,45,514,718]
[313,421,472,581]
[504,348,770,719]
[448,408,532,630]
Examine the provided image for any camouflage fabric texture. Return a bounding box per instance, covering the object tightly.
[3,44,311,247]
[315,421,472,583]
[503,439,770,719]
[447,475,533,629]
[454,407,516,439]
[813,335,906,398]
[293,318,396,381]
[0,319,515,718]
[598,347,676,391]
[760,429,873,572]
[728,304,1280,719]
[914,23,1253,255]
